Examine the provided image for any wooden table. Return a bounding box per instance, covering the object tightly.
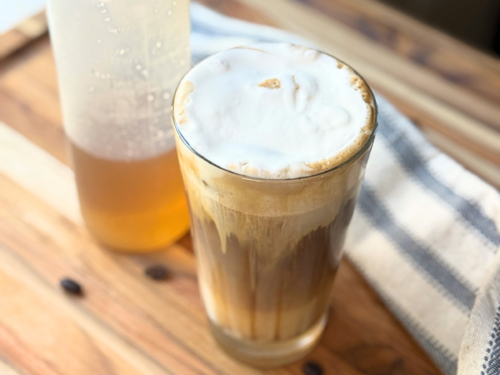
[0,0,499,374]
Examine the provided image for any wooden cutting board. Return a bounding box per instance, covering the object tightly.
[0,120,442,375]
[2,0,499,373]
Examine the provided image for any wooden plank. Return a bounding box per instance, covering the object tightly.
[0,89,67,163]
[0,12,47,61]
[422,128,500,188]
[0,176,251,375]
[297,0,500,101]
[194,0,280,27]
[326,0,500,75]
[0,122,80,223]
[0,247,164,375]
[0,359,23,375]
[0,37,67,164]
[378,91,500,166]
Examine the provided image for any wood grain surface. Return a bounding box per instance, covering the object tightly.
[0,12,47,61]
[0,0,499,374]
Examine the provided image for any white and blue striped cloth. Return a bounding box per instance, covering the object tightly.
[190,4,500,374]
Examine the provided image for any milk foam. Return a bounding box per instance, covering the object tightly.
[174,43,374,178]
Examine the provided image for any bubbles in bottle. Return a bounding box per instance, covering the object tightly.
[59,0,190,161]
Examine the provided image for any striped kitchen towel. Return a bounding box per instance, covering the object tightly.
[345,96,500,375]
[189,3,500,375]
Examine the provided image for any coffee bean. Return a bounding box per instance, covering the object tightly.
[303,361,323,375]
[145,265,168,280]
[60,278,83,295]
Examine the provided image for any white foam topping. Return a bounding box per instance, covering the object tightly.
[174,43,373,178]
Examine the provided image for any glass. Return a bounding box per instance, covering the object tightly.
[47,0,191,252]
[172,50,377,367]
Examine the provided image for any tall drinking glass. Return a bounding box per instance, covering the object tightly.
[172,45,377,367]
[47,0,191,252]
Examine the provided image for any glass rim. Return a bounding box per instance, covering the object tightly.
[171,43,378,182]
